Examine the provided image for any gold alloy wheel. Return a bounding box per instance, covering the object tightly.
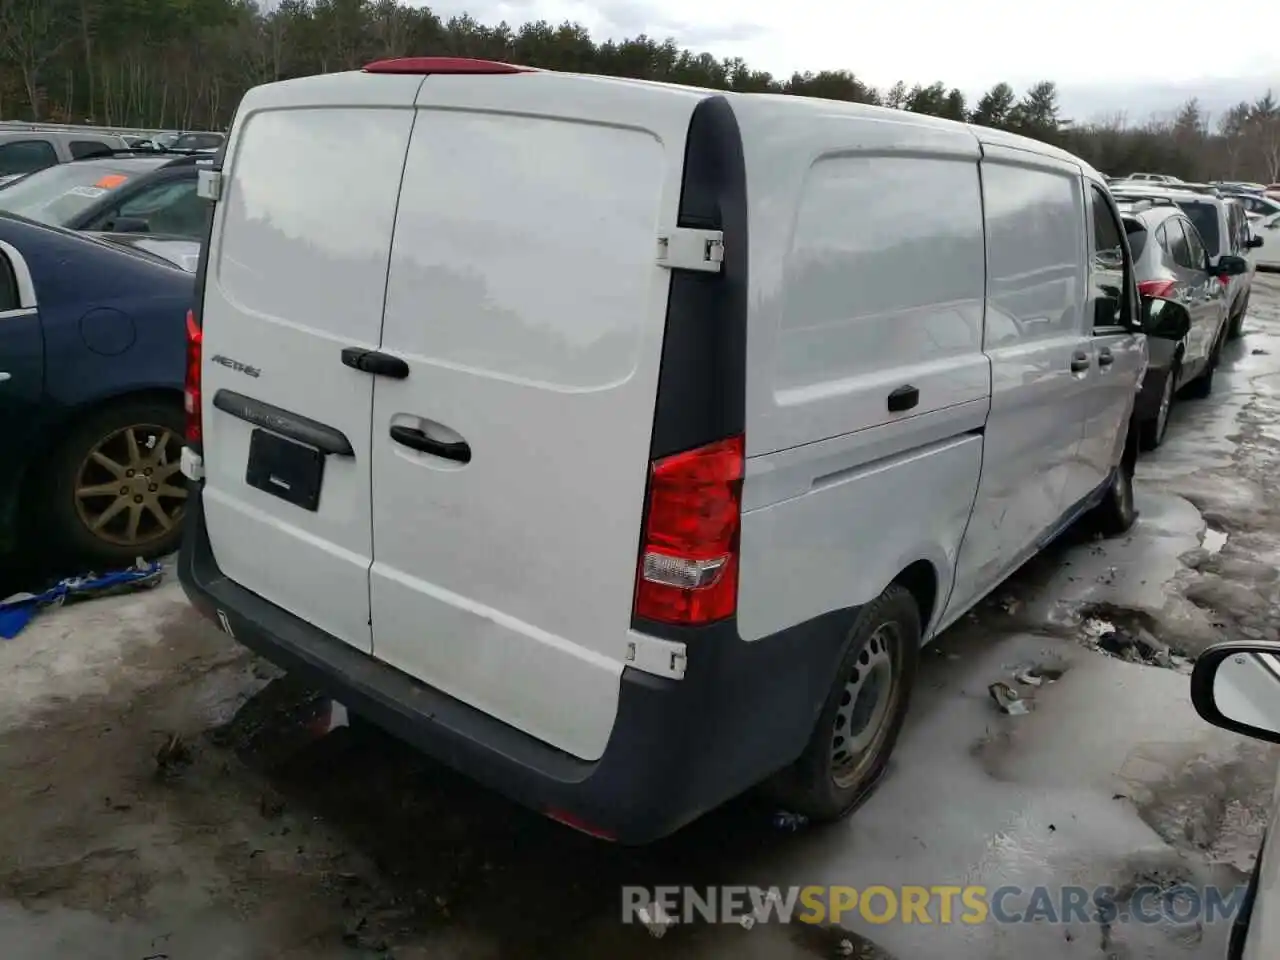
[73,423,186,547]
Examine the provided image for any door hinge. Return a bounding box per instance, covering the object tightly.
[196,168,223,202]
[625,632,687,680]
[656,228,724,274]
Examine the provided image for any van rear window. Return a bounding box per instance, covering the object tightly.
[382,111,667,389]
[216,108,415,343]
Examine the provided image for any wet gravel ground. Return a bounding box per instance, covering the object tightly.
[4,273,1280,959]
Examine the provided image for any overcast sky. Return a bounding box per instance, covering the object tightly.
[414,0,1278,122]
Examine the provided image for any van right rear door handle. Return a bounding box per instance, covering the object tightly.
[390,425,472,463]
[1070,351,1091,373]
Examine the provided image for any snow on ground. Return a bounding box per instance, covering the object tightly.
[3,274,1280,959]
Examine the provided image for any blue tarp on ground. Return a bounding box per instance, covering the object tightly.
[0,560,164,639]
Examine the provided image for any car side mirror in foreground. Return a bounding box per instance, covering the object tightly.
[1140,296,1192,340]
[1190,641,1280,744]
[1215,254,1250,276]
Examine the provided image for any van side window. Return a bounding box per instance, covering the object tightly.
[982,162,1086,346]
[1089,185,1131,330]
[0,252,20,313]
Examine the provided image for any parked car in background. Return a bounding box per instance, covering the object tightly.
[1212,180,1266,195]
[89,233,201,273]
[1250,212,1280,270]
[1232,192,1280,221]
[0,214,194,566]
[1123,172,1184,183]
[0,152,210,240]
[171,132,224,152]
[1188,641,1280,960]
[1116,200,1245,447]
[1111,183,1262,339]
[0,130,128,180]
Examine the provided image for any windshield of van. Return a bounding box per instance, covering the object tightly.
[1175,201,1220,254]
[0,157,166,226]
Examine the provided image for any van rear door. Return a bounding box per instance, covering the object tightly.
[368,73,702,761]
[199,73,424,653]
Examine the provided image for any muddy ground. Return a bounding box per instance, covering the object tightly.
[5,275,1280,960]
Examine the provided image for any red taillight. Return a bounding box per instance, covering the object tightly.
[1137,279,1176,298]
[183,309,202,444]
[1217,274,1231,287]
[634,436,744,625]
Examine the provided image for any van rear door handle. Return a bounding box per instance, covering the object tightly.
[1097,349,1114,367]
[0,372,10,383]
[341,347,409,379]
[390,425,471,463]
[887,384,919,413]
[1070,351,1091,373]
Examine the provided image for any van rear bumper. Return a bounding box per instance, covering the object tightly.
[178,485,856,843]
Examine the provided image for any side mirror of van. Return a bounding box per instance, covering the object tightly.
[1214,254,1250,277]
[1140,296,1191,340]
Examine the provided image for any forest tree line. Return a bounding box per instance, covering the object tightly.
[1,0,1278,181]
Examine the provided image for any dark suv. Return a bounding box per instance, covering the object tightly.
[1111,183,1262,340]
[1118,199,1249,448]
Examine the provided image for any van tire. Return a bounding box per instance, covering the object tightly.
[1091,456,1137,537]
[767,584,920,823]
[43,399,188,570]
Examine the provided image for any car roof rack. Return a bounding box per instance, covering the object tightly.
[1114,196,1180,216]
[67,146,211,162]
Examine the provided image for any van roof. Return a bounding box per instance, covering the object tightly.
[259,58,1101,185]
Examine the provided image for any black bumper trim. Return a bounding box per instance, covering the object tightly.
[178,486,857,843]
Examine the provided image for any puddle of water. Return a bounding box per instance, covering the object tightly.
[1203,527,1228,555]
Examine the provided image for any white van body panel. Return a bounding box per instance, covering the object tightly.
[1080,179,1146,500]
[369,72,704,761]
[729,97,991,459]
[199,71,425,654]
[726,98,993,640]
[942,142,1093,619]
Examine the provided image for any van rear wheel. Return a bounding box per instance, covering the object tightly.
[768,584,920,822]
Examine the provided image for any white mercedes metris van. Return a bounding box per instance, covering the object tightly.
[178,57,1147,842]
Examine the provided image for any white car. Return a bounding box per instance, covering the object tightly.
[1191,642,1280,959]
[177,57,1146,843]
[1250,212,1280,270]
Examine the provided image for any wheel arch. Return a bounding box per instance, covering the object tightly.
[892,559,939,639]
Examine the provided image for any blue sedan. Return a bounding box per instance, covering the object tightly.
[0,213,193,567]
